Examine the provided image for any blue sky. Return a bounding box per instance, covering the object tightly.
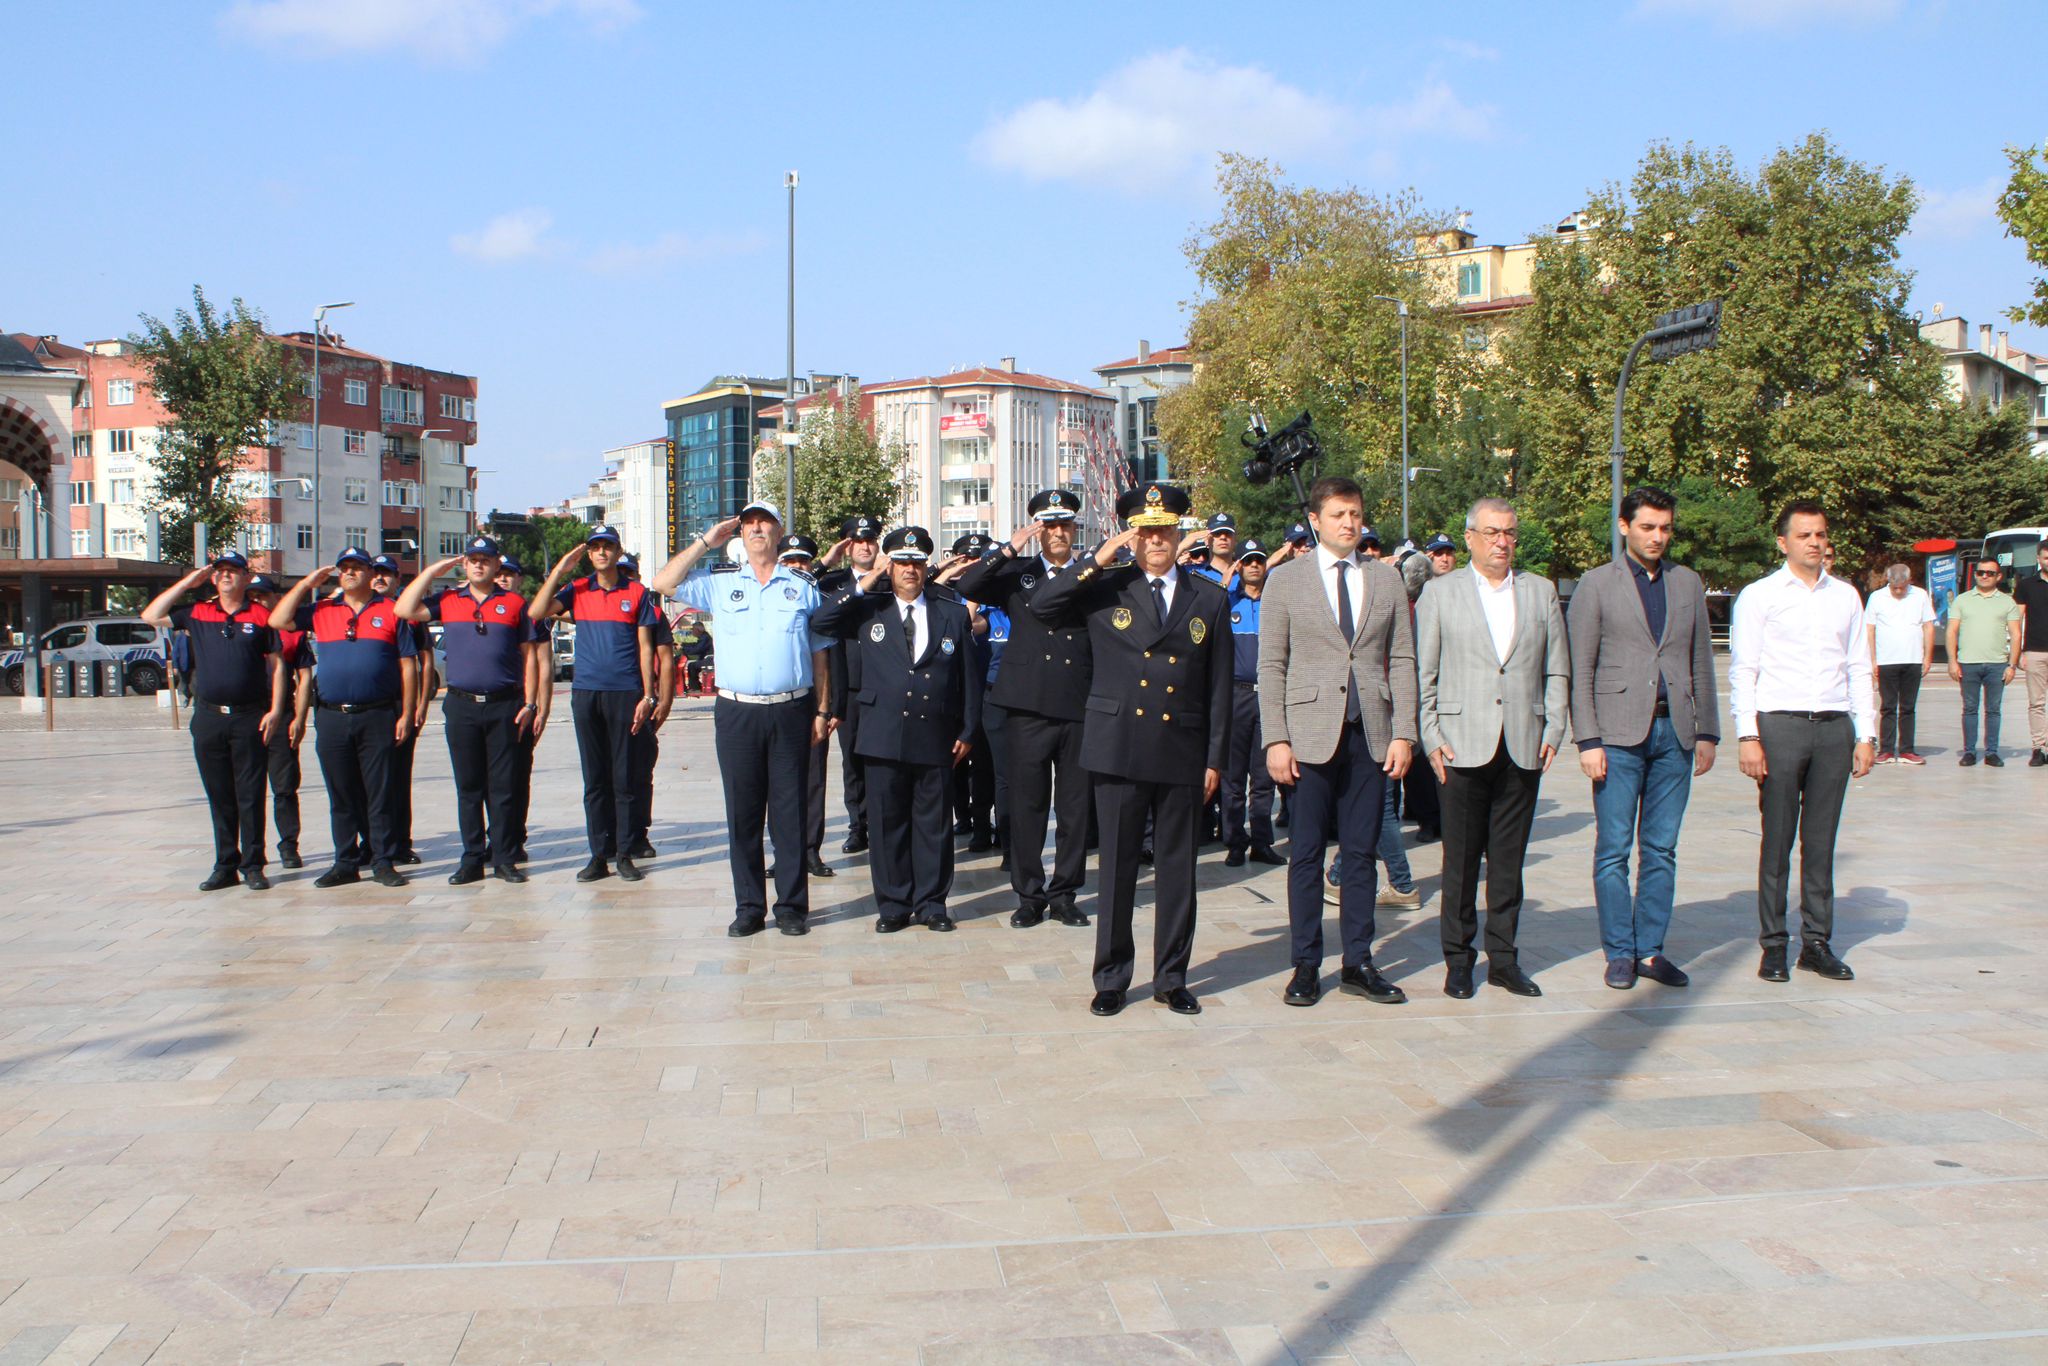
[7,0,2041,511]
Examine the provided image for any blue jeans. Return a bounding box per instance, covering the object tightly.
[1959,662,2006,753]
[1591,715,1693,962]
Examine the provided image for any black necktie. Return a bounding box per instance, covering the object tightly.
[1335,561,1360,721]
[1151,577,1168,624]
[902,603,917,659]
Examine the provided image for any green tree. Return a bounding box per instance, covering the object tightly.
[482,512,594,576]
[129,286,300,563]
[750,384,901,543]
[1997,139,2048,328]
[1157,155,1483,534]
[1497,133,2035,579]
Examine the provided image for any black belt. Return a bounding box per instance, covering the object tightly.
[1233,680,1259,692]
[318,699,396,714]
[447,686,522,705]
[196,701,266,715]
[1763,709,1848,722]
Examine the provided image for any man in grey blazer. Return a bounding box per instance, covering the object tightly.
[1260,476,1419,1007]
[1416,497,1571,999]
[1568,487,1719,991]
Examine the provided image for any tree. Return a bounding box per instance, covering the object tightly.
[481,512,594,576]
[1497,134,2037,578]
[1997,139,2048,328]
[129,287,300,563]
[1157,155,1484,540]
[750,384,901,542]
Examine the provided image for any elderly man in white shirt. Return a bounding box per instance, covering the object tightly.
[1730,500,1876,985]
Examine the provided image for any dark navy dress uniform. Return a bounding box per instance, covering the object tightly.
[173,591,281,878]
[952,488,1094,926]
[299,585,416,874]
[425,577,534,872]
[266,615,313,866]
[554,566,659,864]
[1222,541,1277,856]
[816,513,883,852]
[813,527,982,930]
[499,558,547,860]
[948,533,999,847]
[1028,484,1234,1008]
[673,518,828,934]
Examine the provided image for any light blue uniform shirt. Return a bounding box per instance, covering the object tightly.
[674,564,828,695]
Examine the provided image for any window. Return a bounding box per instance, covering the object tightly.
[344,526,369,551]
[380,385,423,426]
[110,479,136,504]
[343,378,368,405]
[345,429,367,454]
[107,429,135,454]
[439,393,465,418]
[941,478,990,507]
[292,479,312,501]
[344,477,368,504]
[96,621,156,646]
[1456,262,1482,297]
[47,623,88,650]
[381,527,416,556]
[72,434,91,461]
[109,529,141,556]
[69,481,93,504]
[382,480,419,508]
[295,523,314,551]
[297,423,314,450]
[71,529,90,555]
[463,398,476,421]
[107,377,135,405]
[300,375,315,398]
[438,486,474,511]
[238,523,280,553]
[440,531,466,556]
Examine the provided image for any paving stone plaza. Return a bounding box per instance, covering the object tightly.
[1,674,2045,1365]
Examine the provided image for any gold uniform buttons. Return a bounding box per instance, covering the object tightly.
[1162,713,1171,722]
[1135,707,1144,717]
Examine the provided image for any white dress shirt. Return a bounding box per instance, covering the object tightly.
[1315,543,1364,632]
[1041,554,1075,578]
[895,592,929,654]
[1730,565,1875,741]
[1145,571,1177,617]
[1472,566,1516,661]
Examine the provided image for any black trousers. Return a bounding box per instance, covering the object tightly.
[955,726,995,832]
[1092,776,1199,994]
[1404,763,1441,830]
[983,700,1011,845]
[804,734,828,855]
[444,693,521,867]
[510,723,537,854]
[1438,737,1542,968]
[714,695,812,922]
[192,706,267,872]
[1004,709,1089,909]
[866,757,955,922]
[265,716,301,849]
[315,706,397,871]
[1876,664,1922,754]
[628,724,660,851]
[839,709,868,838]
[571,689,642,861]
[1222,683,1276,851]
[1286,721,1387,968]
[386,725,419,855]
[1755,712,1854,950]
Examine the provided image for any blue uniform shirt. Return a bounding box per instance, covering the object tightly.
[297,594,416,705]
[674,563,827,695]
[983,605,1009,687]
[553,574,658,693]
[427,586,531,694]
[1227,585,1262,684]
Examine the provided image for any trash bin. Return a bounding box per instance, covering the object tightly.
[72,662,99,697]
[99,660,125,696]
[51,661,72,698]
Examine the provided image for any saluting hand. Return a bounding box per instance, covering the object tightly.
[552,544,588,576]
[1093,527,1139,567]
[859,565,890,592]
[1009,522,1041,553]
[821,537,852,568]
[703,516,743,549]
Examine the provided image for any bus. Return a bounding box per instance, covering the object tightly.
[1983,526,2048,589]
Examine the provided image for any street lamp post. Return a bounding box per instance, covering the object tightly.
[1610,301,1721,560]
[783,171,798,521]
[310,301,354,565]
[1370,295,1412,543]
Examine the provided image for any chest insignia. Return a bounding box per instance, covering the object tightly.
[784,586,798,601]
[729,588,745,603]
[494,604,507,615]
[1230,611,1241,625]
[620,600,632,612]
[1021,574,1037,588]
[371,617,384,629]
[940,636,956,655]
[1189,617,1207,645]
[1111,607,1132,631]
[868,622,887,643]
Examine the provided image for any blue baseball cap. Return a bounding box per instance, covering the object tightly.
[585,524,622,546]
[368,554,401,574]
[463,535,501,558]
[335,547,373,568]
[1425,533,1457,553]
[497,556,525,577]
[618,553,640,575]
[209,549,250,570]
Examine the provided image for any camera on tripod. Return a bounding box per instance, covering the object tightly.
[1241,410,1321,486]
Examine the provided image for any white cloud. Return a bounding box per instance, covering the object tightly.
[583,230,765,274]
[1912,176,2004,240]
[974,49,1496,193]
[1635,0,1900,28]
[451,208,556,263]
[221,0,641,62]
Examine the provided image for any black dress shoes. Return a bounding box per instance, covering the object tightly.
[967,830,997,852]
[1414,824,1441,844]
[491,864,528,883]
[876,915,912,933]
[312,867,358,889]
[370,863,408,888]
[242,869,271,891]
[1010,905,1046,928]
[1636,955,1689,987]
[448,863,485,886]
[1758,947,1789,982]
[278,844,302,870]
[1797,943,1854,979]
[777,917,809,937]
[1249,844,1287,865]
[1984,751,2005,767]
[615,857,645,882]
[1283,966,1321,1006]
[576,859,610,883]
[1090,989,1125,1017]
[1224,847,1247,868]
[1444,964,1475,998]
[1154,987,1201,1015]
[923,912,956,933]
[198,868,240,892]
[842,830,869,854]
[806,854,834,878]
[953,817,975,837]
[1340,964,1407,1004]
[395,850,423,866]
[1049,900,1088,927]
[628,839,656,860]
[728,915,766,938]
[1489,964,1542,997]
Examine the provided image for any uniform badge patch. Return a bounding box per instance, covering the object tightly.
[1111,607,1133,631]
[1230,611,1241,625]
[495,603,507,615]
[1021,574,1037,588]
[784,586,798,600]
[371,617,384,628]
[729,588,744,603]
[1189,618,1207,644]
[940,637,955,655]
[868,622,887,643]
[241,622,255,633]
[620,600,632,612]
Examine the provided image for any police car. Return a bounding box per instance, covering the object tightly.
[1,615,170,695]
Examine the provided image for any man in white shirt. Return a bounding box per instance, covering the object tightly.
[1864,563,1936,765]
[1730,500,1876,984]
